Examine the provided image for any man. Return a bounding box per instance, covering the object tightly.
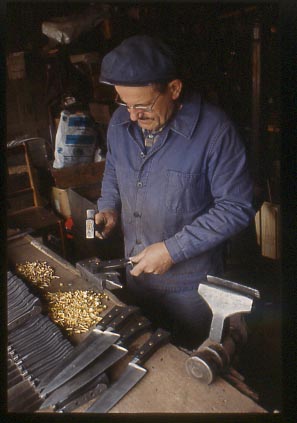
[95,35,255,348]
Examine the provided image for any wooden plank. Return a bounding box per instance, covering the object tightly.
[260,202,281,259]
[23,142,43,207]
[109,344,266,413]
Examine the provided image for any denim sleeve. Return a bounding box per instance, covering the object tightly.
[165,122,255,263]
[97,139,121,213]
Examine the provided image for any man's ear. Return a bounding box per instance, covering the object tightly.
[168,79,183,100]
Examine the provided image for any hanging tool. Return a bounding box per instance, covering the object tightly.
[185,275,260,384]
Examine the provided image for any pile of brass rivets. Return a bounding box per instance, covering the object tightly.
[16,261,60,288]
[46,290,109,335]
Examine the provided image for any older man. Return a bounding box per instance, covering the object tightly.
[95,35,255,348]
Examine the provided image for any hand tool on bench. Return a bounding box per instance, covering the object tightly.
[186,275,260,384]
[38,305,139,395]
[86,327,171,413]
[76,257,133,290]
[38,314,151,410]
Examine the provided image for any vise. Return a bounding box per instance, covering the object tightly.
[76,257,133,291]
[185,275,260,384]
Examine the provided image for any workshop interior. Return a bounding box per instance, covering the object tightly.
[6,1,282,415]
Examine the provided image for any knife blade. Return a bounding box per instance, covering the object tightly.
[77,257,133,273]
[57,375,109,413]
[38,305,139,395]
[38,314,151,410]
[86,327,170,413]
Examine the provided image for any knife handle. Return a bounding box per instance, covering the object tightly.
[107,306,140,331]
[117,316,151,346]
[134,328,171,366]
[98,306,125,329]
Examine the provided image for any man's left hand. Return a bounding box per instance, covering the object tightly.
[130,242,174,276]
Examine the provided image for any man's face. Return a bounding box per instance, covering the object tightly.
[115,81,181,132]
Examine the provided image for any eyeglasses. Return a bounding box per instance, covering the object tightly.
[115,92,161,112]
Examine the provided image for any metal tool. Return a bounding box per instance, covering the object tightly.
[41,372,109,412]
[185,275,260,384]
[86,328,170,413]
[58,380,108,413]
[38,315,151,410]
[76,257,133,290]
[38,305,139,395]
[57,374,109,413]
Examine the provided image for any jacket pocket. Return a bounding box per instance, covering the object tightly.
[165,170,206,213]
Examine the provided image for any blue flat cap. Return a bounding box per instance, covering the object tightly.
[99,35,177,86]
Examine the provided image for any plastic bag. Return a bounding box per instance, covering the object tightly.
[53,110,97,168]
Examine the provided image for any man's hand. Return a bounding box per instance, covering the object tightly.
[94,210,118,239]
[130,242,174,276]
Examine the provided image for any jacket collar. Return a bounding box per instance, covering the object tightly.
[111,92,201,140]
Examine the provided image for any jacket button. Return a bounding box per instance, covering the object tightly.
[136,239,142,244]
[137,181,143,188]
[140,152,146,158]
[133,211,141,217]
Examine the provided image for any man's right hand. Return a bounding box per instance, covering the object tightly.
[94,210,118,239]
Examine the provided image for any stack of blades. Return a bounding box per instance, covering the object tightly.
[7,270,42,331]
[7,270,74,412]
[8,314,74,385]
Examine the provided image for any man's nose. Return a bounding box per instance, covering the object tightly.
[129,108,144,121]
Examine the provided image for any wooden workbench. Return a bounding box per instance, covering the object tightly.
[7,235,266,414]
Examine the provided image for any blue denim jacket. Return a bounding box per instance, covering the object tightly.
[98,93,255,291]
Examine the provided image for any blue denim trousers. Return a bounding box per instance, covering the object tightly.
[126,279,213,349]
